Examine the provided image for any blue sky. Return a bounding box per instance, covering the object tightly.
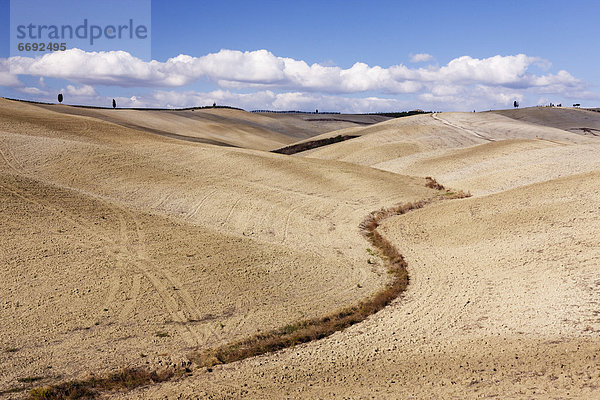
[1,0,598,112]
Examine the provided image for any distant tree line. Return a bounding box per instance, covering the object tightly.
[363,110,430,118]
[251,110,341,114]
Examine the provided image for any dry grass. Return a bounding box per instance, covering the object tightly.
[423,177,472,198]
[359,199,431,233]
[28,367,179,400]
[19,377,45,384]
[191,188,471,369]
[191,199,439,369]
[443,190,471,199]
[425,176,445,190]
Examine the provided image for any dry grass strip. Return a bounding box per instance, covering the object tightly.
[27,367,182,400]
[191,187,470,368]
[28,178,469,398]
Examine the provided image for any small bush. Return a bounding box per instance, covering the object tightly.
[29,387,53,400]
[425,176,445,190]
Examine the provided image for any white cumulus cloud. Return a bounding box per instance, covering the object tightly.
[1,48,593,111]
[3,49,586,96]
[0,59,22,87]
[410,53,434,63]
[65,84,98,97]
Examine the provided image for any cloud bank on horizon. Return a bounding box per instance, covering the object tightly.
[1,48,596,112]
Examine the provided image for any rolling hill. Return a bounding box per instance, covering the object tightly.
[1,98,599,399]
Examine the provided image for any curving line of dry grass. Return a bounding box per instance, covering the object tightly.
[190,188,470,369]
[27,181,469,399]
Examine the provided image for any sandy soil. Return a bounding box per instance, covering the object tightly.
[1,98,599,398]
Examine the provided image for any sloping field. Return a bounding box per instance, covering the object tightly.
[251,111,389,141]
[494,106,600,136]
[29,101,388,151]
[298,114,482,165]
[0,98,434,395]
[303,111,600,195]
[0,172,335,387]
